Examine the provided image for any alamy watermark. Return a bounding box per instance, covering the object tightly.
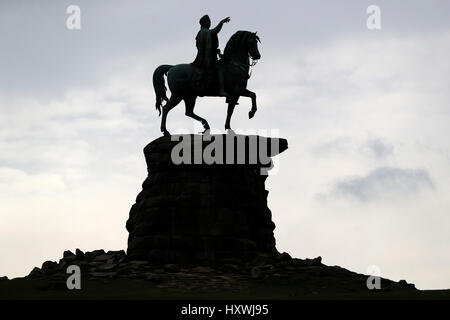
[66,5,81,30]
[66,265,81,290]
[366,265,381,290]
[366,5,381,30]
[64,5,382,33]
[169,128,282,175]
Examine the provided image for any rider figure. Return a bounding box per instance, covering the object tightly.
[192,15,230,97]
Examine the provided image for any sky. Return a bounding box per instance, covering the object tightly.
[1,0,449,290]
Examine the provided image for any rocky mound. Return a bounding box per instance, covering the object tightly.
[17,249,415,295]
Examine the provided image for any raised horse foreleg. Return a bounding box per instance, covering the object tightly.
[241,89,257,119]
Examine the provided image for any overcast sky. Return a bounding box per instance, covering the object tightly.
[1,0,449,290]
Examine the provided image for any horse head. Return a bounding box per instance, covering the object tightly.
[223,31,261,63]
[248,32,261,60]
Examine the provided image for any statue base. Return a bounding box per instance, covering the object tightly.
[126,134,288,264]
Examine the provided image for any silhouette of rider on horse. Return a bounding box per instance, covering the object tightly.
[152,15,261,136]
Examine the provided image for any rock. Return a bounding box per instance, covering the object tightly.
[306,256,322,266]
[62,254,77,263]
[291,258,308,267]
[252,253,275,266]
[97,263,117,272]
[273,273,283,278]
[41,261,58,275]
[260,264,274,272]
[146,273,163,283]
[164,264,180,273]
[28,267,42,278]
[84,252,93,261]
[89,272,118,278]
[63,250,75,258]
[223,264,242,273]
[75,248,84,259]
[250,266,264,280]
[91,249,106,256]
[276,252,292,262]
[398,279,414,286]
[107,250,126,257]
[58,260,68,271]
[219,258,243,265]
[88,261,104,268]
[77,261,89,272]
[398,280,415,289]
[93,254,112,262]
[192,266,214,273]
[117,257,127,264]
[129,260,148,267]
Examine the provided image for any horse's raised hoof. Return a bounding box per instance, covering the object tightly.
[249,109,256,119]
[226,129,236,135]
[201,128,211,135]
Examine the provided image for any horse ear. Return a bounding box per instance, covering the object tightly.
[254,32,261,43]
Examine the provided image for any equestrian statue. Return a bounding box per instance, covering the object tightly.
[153,15,261,136]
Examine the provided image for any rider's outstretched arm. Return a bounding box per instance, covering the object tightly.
[212,17,230,35]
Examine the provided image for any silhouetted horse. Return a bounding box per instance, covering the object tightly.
[153,31,261,136]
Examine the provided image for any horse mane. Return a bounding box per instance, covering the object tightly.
[222,30,256,61]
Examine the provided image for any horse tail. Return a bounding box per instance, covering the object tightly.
[153,64,173,116]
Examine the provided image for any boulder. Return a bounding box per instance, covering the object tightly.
[75,248,85,259]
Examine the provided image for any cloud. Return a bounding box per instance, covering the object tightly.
[325,166,434,202]
[310,136,393,161]
[359,138,394,159]
[0,167,66,197]
[311,136,353,156]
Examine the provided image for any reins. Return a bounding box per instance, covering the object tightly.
[248,57,259,78]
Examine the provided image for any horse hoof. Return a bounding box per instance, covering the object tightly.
[202,129,211,135]
[227,129,236,135]
[249,111,256,119]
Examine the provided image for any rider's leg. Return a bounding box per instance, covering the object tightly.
[217,68,228,97]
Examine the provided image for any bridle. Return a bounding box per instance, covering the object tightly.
[248,56,259,78]
[248,34,260,77]
[225,32,260,79]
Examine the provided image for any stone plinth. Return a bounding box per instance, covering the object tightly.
[126,134,288,264]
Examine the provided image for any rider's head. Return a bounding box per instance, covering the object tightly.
[199,15,211,29]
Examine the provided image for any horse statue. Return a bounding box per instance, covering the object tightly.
[152,31,261,136]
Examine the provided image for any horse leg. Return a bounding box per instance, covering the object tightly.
[184,96,210,133]
[241,89,257,119]
[161,94,182,136]
[225,96,239,131]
